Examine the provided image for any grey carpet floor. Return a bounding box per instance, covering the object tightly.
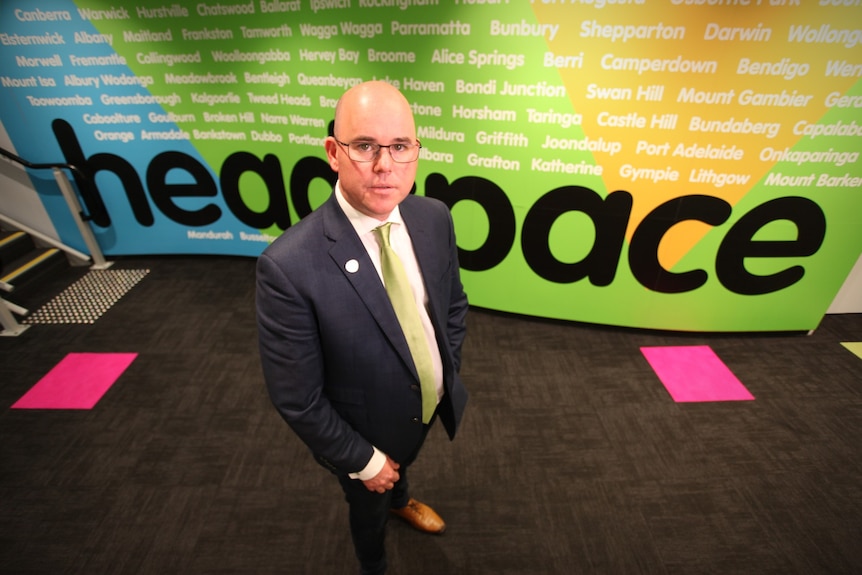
[1,256,860,574]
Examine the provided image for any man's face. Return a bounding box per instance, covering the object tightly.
[325,84,418,221]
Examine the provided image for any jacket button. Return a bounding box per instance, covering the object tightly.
[412,417,420,424]
[410,384,419,392]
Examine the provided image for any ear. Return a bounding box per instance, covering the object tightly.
[324,137,340,172]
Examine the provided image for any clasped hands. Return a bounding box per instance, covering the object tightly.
[362,455,400,493]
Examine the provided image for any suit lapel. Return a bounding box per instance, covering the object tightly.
[321,195,419,380]
[400,197,443,331]
[401,197,455,377]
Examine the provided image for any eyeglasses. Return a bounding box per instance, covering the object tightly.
[335,139,421,163]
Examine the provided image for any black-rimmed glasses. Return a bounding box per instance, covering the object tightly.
[335,139,422,163]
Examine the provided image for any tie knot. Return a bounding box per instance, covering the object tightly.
[374,222,393,247]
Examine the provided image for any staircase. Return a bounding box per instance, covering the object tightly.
[0,226,86,335]
[1,148,116,335]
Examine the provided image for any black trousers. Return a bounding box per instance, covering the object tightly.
[337,416,435,575]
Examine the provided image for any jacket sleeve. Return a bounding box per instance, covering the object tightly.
[256,251,374,475]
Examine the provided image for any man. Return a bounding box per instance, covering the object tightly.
[256,81,469,575]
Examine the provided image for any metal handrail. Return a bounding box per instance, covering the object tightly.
[0,146,85,181]
[0,145,110,269]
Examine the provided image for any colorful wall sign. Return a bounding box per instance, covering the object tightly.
[1,0,860,331]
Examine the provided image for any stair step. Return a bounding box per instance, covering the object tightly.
[1,248,68,292]
[0,230,37,267]
[0,228,90,320]
[0,230,26,247]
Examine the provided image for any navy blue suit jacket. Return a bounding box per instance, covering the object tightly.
[256,192,468,474]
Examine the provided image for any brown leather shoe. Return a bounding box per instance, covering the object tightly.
[390,498,446,534]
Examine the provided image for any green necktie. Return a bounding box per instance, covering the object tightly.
[374,222,437,423]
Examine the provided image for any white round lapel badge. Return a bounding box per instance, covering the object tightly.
[345,259,359,273]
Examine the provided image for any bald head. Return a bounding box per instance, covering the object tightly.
[333,81,415,143]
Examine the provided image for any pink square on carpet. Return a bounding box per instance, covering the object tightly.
[12,353,137,409]
[640,345,754,403]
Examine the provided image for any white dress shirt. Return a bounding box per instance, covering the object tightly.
[334,183,443,480]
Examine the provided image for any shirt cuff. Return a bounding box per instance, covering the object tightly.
[348,446,386,481]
